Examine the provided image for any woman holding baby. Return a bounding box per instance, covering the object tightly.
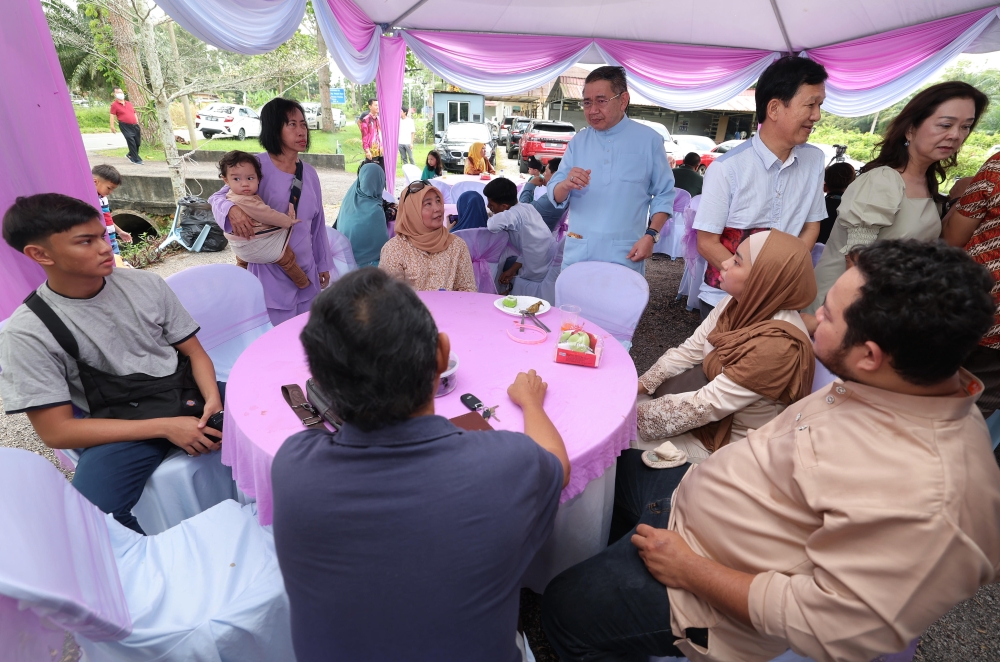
[210,97,332,326]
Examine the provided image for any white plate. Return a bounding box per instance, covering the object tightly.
[494,295,551,316]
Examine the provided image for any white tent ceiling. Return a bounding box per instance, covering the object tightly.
[362,0,1000,52]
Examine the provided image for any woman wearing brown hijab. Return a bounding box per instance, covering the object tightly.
[635,230,816,463]
[379,182,476,292]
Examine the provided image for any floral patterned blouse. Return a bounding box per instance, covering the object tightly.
[379,235,477,292]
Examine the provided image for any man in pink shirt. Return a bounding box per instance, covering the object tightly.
[543,239,1000,662]
[359,98,383,170]
[109,87,142,165]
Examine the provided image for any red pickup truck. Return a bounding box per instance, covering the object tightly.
[515,120,576,173]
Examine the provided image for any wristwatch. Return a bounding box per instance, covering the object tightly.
[645,227,660,243]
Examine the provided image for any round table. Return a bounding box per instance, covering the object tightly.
[222,290,637,586]
[429,174,528,204]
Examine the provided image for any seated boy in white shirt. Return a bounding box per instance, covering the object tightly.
[483,177,556,290]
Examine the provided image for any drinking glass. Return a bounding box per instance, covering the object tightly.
[559,304,581,331]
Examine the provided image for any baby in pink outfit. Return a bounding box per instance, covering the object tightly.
[218,150,309,288]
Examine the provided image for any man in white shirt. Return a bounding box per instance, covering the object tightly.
[484,177,556,289]
[694,56,829,319]
[399,107,416,166]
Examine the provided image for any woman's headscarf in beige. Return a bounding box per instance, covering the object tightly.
[395,184,452,254]
[693,230,817,452]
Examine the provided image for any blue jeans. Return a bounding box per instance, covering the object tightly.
[542,449,690,661]
[71,381,227,535]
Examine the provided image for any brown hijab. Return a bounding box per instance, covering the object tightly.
[693,230,817,452]
[395,185,453,254]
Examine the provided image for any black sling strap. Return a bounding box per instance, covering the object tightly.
[289,160,304,213]
[23,291,81,359]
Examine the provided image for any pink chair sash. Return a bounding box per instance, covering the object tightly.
[452,228,510,294]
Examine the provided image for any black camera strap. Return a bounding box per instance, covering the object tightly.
[289,160,304,213]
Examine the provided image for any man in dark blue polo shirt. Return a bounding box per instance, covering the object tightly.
[271,268,570,662]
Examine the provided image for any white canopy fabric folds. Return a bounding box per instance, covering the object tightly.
[154,0,304,54]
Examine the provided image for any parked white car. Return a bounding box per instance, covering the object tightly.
[632,118,679,166]
[195,104,262,141]
[303,103,348,130]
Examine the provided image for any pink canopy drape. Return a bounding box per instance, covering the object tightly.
[0,0,98,320]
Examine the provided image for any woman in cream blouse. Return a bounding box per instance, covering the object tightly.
[808,81,987,314]
[636,230,816,463]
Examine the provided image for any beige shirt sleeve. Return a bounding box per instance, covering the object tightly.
[837,167,905,254]
[452,240,478,293]
[637,373,762,441]
[226,192,297,228]
[748,491,997,662]
[639,298,729,394]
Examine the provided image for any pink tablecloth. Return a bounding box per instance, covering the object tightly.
[222,291,638,525]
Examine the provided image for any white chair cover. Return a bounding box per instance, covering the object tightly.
[811,242,825,268]
[0,449,294,662]
[450,180,488,205]
[165,263,272,382]
[512,237,565,305]
[326,226,359,280]
[533,185,547,201]
[555,261,650,347]
[654,188,691,258]
[677,196,705,311]
[452,228,510,294]
[0,449,131,644]
[402,163,422,184]
[428,178,453,203]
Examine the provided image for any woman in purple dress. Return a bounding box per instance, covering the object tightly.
[211,98,331,325]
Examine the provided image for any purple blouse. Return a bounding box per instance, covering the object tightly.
[210,153,332,313]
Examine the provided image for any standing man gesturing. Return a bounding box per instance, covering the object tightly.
[693,56,828,319]
[110,86,142,165]
[547,66,675,274]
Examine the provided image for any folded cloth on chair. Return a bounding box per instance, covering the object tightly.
[642,441,688,469]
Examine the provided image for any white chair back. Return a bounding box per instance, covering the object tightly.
[165,264,272,382]
[428,178,453,203]
[555,261,650,345]
[811,358,837,392]
[654,188,691,258]
[450,180,488,205]
[326,226,359,280]
[0,448,132,644]
[402,163,422,184]
[533,185,547,201]
[452,228,510,294]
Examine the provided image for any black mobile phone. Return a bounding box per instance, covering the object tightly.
[205,410,225,439]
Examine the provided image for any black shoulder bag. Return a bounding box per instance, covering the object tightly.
[24,292,204,421]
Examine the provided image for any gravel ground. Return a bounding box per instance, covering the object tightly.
[1,187,996,660]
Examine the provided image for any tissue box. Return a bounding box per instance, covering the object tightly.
[554,331,604,368]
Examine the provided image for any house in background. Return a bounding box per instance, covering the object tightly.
[432,92,485,132]
[545,66,756,142]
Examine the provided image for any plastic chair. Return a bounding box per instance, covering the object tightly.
[157,199,214,253]
[450,180,488,206]
[326,226,359,279]
[811,242,826,268]
[512,236,565,305]
[555,261,650,350]
[452,228,510,294]
[654,188,691,258]
[0,448,293,662]
[402,163,422,184]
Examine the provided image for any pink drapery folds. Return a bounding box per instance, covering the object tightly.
[1,0,99,320]
[376,36,407,195]
[803,7,1000,116]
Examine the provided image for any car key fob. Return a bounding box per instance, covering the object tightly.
[460,393,485,412]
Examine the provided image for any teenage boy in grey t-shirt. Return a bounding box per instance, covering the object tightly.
[0,193,223,533]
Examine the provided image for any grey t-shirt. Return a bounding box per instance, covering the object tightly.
[0,268,199,415]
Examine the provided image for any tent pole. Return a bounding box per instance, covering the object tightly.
[768,0,795,54]
[390,0,431,28]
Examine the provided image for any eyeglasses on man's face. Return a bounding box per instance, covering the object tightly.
[582,93,623,110]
